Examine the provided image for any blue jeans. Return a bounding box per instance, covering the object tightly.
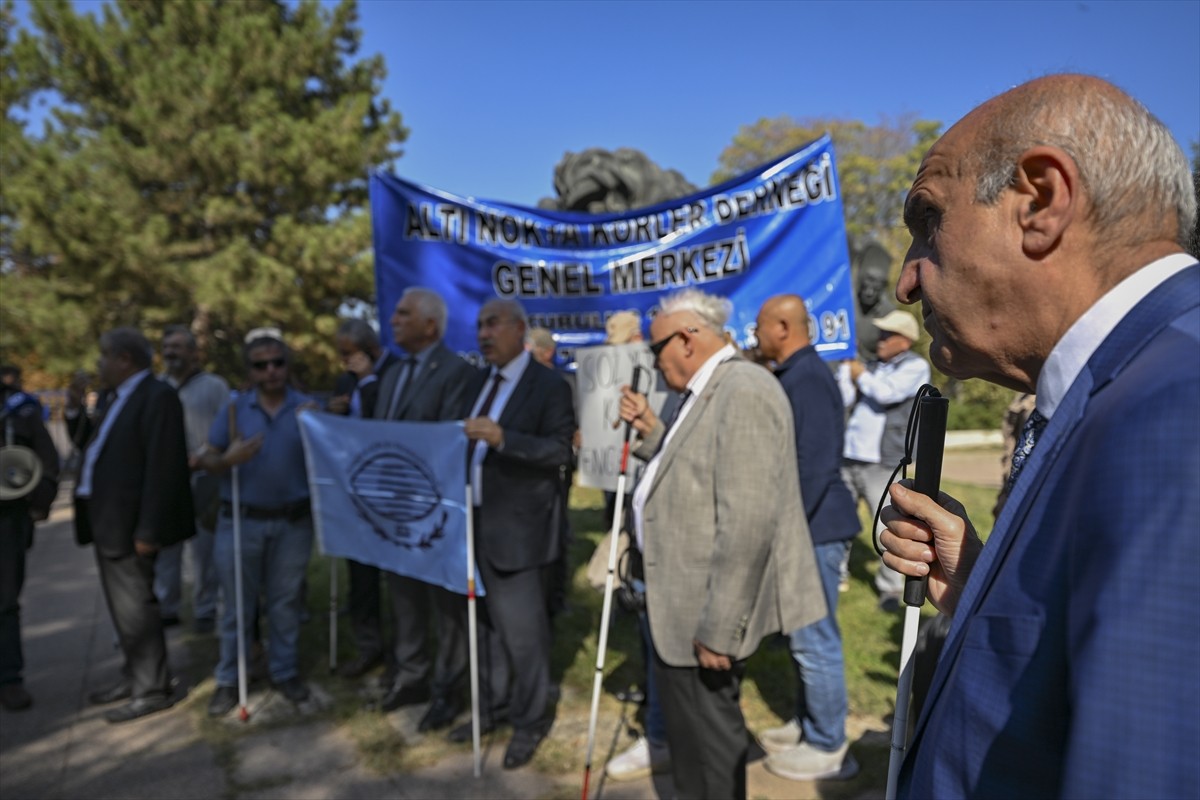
[788,539,851,751]
[637,610,668,746]
[154,523,218,620]
[213,512,313,686]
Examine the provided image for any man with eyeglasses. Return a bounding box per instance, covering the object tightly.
[196,331,316,716]
[617,288,825,800]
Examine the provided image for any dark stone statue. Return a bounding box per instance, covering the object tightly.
[538,148,698,213]
[851,236,897,360]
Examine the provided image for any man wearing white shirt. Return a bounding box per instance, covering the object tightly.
[73,328,194,723]
[618,289,824,799]
[451,298,575,770]
[837,309,930,610]
[878,74,1198,799]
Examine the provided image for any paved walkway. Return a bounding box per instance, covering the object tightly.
[1,449,1004,800]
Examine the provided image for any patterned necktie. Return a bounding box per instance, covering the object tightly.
[468,372,505,461]
[654,389,693,454]
[1005,408,1048,493]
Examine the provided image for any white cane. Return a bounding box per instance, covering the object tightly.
[885,392,947,799]
[329,556,338,674]
[582,366,643,800]
[465,483,482,778]
[229,403,251,723]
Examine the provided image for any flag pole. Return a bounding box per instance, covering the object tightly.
[328,557,338,674]
[465,483,482,778]
[229,403,250,723]
[582,366,643,800]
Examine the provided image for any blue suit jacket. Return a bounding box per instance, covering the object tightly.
[901,264,1200,799]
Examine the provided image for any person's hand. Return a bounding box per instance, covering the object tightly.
[848,359,866,381]
[464,417,504,449]
[222,432,265,467]
[879,480,983,616]
[694,640,732,671]
[618,386,658,437]
[134,540,159,557]
[344,351,372,379]
[327,394,350,415]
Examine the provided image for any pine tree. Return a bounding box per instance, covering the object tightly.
[1,0,406,385]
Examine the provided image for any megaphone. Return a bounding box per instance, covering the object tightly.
[0,445,44,501]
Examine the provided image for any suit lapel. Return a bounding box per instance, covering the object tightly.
[645,359,732,500]
[395,345,441,419]
[910,264,1200,744]
[498,361,538,428]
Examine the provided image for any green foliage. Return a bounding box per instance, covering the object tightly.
[0,0,405,386]
[943,378,1014,431]
[712,115,941,260]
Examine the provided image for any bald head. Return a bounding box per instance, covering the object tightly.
[755,294,812,364]
[957,74,1195,252]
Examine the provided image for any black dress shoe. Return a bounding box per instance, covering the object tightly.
[273,677,310,704]
[418,696,463,732]
[161,614,182,628]
[336,652,382,679]
[208,685,239,717]
[379,683,429,712]
[104,694,175,724]
[503,727,547,769]
[88,681,133,706]
[0,683,32,711]
[447,717,496,743]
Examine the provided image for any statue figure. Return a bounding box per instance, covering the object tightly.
[851,236,898,360]
[538,148,697,213]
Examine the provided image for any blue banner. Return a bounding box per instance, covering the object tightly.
[370,136,855,366]
[297,413,483,596]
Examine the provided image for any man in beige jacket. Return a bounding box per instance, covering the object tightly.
[619,288,825,800]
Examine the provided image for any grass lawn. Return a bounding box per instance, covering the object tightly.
[180,476,1000,795]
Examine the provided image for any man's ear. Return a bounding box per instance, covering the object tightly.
[1012,145,1079,256]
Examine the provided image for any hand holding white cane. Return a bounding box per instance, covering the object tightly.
[883,389,947,799]
[581,365,644,800]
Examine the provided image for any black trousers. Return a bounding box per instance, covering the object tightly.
[0,507,30,685]
[346,558,383,659]
[653,645,749,800]
[95,548,171,698]
[386,571,467,698]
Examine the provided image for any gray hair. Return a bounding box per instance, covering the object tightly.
[402,287,448,339]
[486,298,528,327]
[972,76,1196,249]
[526,327,555,351]
[336,318,379,352]
[103,327,153,370]
[657,288,732,335]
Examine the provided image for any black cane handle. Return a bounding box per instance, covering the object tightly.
[905,392,948,607]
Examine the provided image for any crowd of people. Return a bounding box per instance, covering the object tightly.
[0,74,1196,800]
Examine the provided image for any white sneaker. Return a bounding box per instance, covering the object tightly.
[757,718,803,755]
[765,741,859,781]
[604,736,671,781]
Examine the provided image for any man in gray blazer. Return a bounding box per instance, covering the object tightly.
[619,289,826,799]
[373,288,475,729]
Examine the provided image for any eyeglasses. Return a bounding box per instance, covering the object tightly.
[250,357,286,371]
[649,327,698,359]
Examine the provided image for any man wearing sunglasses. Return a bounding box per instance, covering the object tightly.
[618,288,825,800]
[197,332,316,716]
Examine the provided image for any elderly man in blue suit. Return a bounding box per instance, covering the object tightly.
[880,74,1198,798]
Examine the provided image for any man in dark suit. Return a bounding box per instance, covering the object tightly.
[754,295,862,782]
[73,327,195,723]
[880,74,1199,798]
[449,298,575,770]
[328,318,397,680]
[372,288,474,728]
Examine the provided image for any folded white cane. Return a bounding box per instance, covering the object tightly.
[582,366,643,800]
[885,391,947,799]
[465,483,482,778]
[229,403,251,722]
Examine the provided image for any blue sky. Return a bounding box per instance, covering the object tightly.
[14,0,1200,207]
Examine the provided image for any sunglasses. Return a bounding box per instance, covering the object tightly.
[649,327,698,359]
[250,357,286,371]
